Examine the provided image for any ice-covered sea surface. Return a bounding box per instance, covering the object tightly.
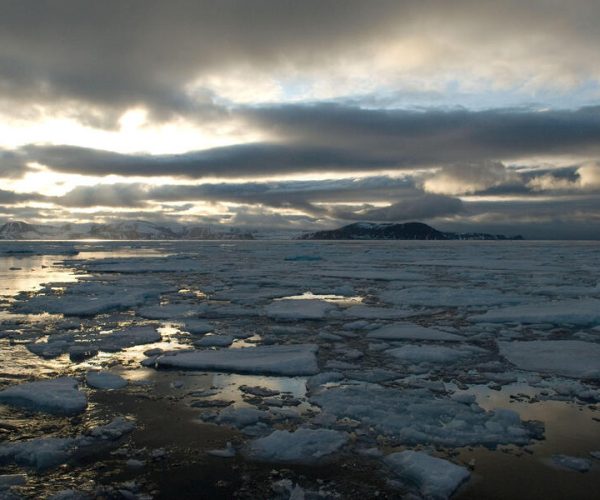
[1,240,599,499]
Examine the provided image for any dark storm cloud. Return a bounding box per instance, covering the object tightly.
[331,194,464,222]
[2,1,600,124]
[12,105,600,178]
[0,189,43,204]
[0,150,27,178]
[55,184,149,208]
[244,104,600,164]
[55,177,418,212]
[0,0,408,123]
[20,142,397,178]
[53,177,463,223]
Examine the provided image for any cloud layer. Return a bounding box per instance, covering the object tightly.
[1,2,600,238]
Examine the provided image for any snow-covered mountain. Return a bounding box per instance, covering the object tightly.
[0,220,254,240]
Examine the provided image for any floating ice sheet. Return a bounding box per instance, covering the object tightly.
[368,323,464,341]
[265,299,335,320]
[247,428,348,464]
[471,298,600,325]
[498,340,600,379]
[151,344,320,376]
[0,377,87,415]
[311,384,534,447]
[385,450,470,499]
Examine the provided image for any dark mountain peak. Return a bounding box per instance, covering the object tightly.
[300,222,523,240]
[0,220,43,238]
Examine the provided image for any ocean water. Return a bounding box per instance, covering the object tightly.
[0,240,599,499]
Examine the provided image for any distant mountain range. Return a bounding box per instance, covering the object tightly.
[299,222,524,240]
[0,220,524,241]
[0,220,254,240]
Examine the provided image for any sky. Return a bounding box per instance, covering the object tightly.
[1,0,600,238]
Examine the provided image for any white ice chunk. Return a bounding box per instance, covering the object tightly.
[0,377,87,415]
[184,319,214,334]
[247,428,347,464]
[498,340,600,379]
[98,326,161,352]
[387,345,487,364]
[195,335,234,347]
[265,299,334,320]
[152,344,319,376]
[138,303,204,319]
[306,372,344,392]
[0,417,134,470]
[207,442,236,458]
[381,286,521,307]
[471,298,600,325]
[86,371,127,390]
[368,323,464,341]
[15,282,162,317]
[216,407,269,427]
[342,306,415,320]
[27,340,71,358]
[311,384,532,446]
[552,454,592,472]
[385,450,470,499]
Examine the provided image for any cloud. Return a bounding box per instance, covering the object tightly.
[48,177,462,224]
[56,184,150,207]
[0,189,40,204]
[10,105,600,179]
[422,161,519,195]
[2,1,600,126]
[244,104,600,164]
[0,149,27,178]
[332,194,463,222]
[527,162,600,192]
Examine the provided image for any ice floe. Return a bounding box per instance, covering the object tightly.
[551,454,592,472]
[471,298,600,325]
[0,417,134,470]
[86,371,127,390]
[247,428,348,464]
[0,377,87,415]
[265,299,335,320]
[498,340,600,379]
[194,334,234,347]
[385,450,470,499]
[386,344,488,364]
[151,344,320,376]
[367,323,464,341]
[98,326,161,352]
[311,384,536,446]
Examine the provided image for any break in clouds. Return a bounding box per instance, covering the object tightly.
[1,1,600,237]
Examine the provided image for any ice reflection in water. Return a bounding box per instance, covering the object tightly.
[0,254,81,299]
[211,373,307,405]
